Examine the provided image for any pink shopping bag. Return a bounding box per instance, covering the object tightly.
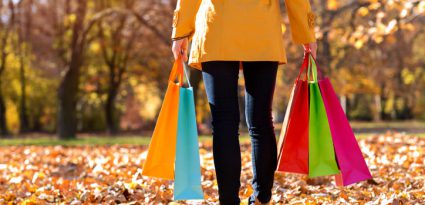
[319,78,373,186]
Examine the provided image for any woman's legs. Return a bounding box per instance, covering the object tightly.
[201,61,278,204]
[242,61,279,204]
[202,61,241,205]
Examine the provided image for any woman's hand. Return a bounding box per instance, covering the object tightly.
[303,42,318,59]
[172,37,189,62]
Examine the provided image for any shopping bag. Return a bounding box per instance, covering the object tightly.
[318,69,372,185]
[141,60,183,180]
[174,86,204,200]
[308,55,340,177]
[277,56,310,174]
[276,84,295,158]
[278,53,371,186]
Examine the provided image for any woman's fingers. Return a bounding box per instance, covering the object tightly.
[181,50,188,62]
[303,42,318,59]
[172,38,189,61]
[172,41,180,60]
[181,40,188,62]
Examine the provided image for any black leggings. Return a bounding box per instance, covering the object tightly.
[201,61,278,205]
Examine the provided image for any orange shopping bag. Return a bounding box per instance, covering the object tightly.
[141,60,184,180]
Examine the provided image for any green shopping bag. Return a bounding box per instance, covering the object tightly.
[308,55,340,177]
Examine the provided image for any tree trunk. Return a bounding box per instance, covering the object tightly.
[0,79,8,137]
[58,62,81,139]
[105,83,119,135]
[57,0,87,139]
[373,94,382,122]
[18,0,32,133]
[0,1,15,137]
[19,55,29,133]
[0,19,8,137]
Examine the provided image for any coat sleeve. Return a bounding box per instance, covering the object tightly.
[171,0,202,41]
[284,0,316,44]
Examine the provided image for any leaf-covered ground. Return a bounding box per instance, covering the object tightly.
[0,132,424,204]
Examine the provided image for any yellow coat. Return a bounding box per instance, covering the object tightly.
[172,0,316,70]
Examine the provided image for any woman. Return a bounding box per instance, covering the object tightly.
[171,0,317,204]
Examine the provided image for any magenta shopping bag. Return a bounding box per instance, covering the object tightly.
[318,76,373,186]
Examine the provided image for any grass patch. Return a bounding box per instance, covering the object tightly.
[350,121,425,129]
[0,136,151,146]
[1,132,423,146]
[0,135,250,146]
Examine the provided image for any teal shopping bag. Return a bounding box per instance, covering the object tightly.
[174,66,204,200]
[308,55,340,177]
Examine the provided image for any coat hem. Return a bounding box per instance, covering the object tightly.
[188,57,288,71]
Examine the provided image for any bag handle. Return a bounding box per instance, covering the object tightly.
[169,57,192,87]
[307,55,317,82]
[296,52,324,82]
[169,57,184,84]
[182,61,192,87]
[307,53,324,82]
[296,53,310,82]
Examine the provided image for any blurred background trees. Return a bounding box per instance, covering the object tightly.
[0,0,424,138]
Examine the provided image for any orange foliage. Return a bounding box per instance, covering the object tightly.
[0,133,424,204]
